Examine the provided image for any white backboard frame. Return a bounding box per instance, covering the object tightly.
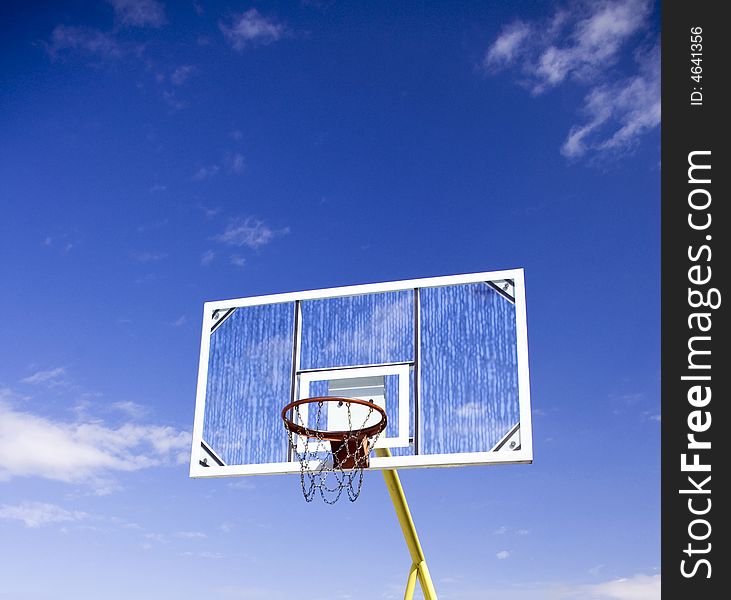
[190,269,533,478]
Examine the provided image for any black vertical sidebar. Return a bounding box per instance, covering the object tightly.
[662,2,728,597]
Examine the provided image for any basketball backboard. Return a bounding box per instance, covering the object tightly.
[190,269,532,478]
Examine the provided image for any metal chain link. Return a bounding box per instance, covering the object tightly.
[286,399,384,503]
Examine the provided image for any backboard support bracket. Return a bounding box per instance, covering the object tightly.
[491,423,521,452]
[486,279,515,303]
[200,440,226,467]
[210,307,237,333]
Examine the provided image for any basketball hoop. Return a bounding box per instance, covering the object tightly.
[281,397,387,503]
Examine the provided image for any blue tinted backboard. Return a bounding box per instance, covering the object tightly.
[190,270,532,477]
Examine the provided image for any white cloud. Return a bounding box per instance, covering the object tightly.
[493,525,530,536]
[0,502,88,528]
[220,9,288,50]
[496,550,510,560]
[485,0,652,93]
[483,0,658,159]
[589,564,606,577]
[42,232,77,253]
[229,255,247,268]
[217,585,275,598]
[175,531,207,539]
[484,21,530,67]
[228,153,246,174]
[107,0,166,28]
[171,64,196,86]
[193,165,220,180]
[111,400,150,419]
[577,574,660,600]
[163,90,187,111]
[199,204,222,219]
[131,251,168,262]
[47,25,121,58]
[180,551,224,559]
[456,401,483,419]
[227,479,255,491]
[0,387,26,403]
[170,315,186,327]
[215,217,289,249]
[20,367,68,387]
[415,573,660,600]
[0,399,190,491]
[561,43,659,158]
[219,522,234,533]
[201,249,215,266]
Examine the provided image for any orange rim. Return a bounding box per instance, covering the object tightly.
[281,396,387,442]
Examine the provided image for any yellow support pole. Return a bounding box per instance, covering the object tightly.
[403,562,419,600]
[375,447,438,600]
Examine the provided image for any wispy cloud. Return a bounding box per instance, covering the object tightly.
[217,584,275,598]
[229,255,247,268]
[21,367,69,388]
[220,9,288,50]
[131,251,168,262]
[199,204,221,219]
[424,573,660,600]
[107,0,166,28]
[0,398,190,493]
[163,90,187,110]
[46,2,164,72]
[47,25,122,59]
[192,165,220,180]
[227,153,246,174]
[589,564,606,577]
[496,550,510,560]
[456,401,483,419]
[227,479,256,491]
[484,21,531,67]
[170,64,196,86]
[561,43,659,158]
[0,502,89,529]
[201,249,215,266]
[573,574,660,599]
[483,0,658,159]
[175,531,207,539]
[215,217,289,249]
[42,232,77,253]
[493,525,530,536]
[483,0,652,92]
[170,315,186,327]
[110,400,150,419]
[179,551,224,559]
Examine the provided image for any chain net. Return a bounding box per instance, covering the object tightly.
[285,399,385,504]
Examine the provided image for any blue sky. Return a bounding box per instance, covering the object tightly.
[0,1,659,598]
